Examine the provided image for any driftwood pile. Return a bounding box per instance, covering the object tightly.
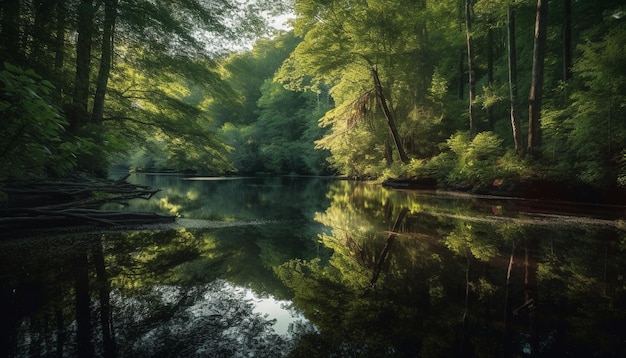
[0,174,175,236]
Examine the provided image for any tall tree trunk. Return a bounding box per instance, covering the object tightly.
[527,0,548,153]
[459,244,471,355]
[74,252,94,357]
[465,0,476,138]
[71,0,96,132]
[0,0,22,63]
[508,5,524,154]
[92,0,117,123]
[486,27,494,129]
[562,0,572,82]
[523,239,538,354]
[502,239,516,355]
[53,0,66,72]
[93,243,117,358]
[458,51,465,99]
[372,68,409,164]
[31,1,54,65]
[457,0,464,100]
[370,208,408,288]
[53,0,67,101]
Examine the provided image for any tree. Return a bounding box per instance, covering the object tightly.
[508,3,524,153]
[206,31,332,175]
[0,0,21,63]
[562,0,572,82]
[53,0,67,76]
[280,0,436,171]
[0,0,286,175]
[527,0,548,152]
[465,0,476,138]
[92,0,118,124]
[254,81,314,174]
[562,20,626,185]
[372,67,409,164]
[71,0,97,132]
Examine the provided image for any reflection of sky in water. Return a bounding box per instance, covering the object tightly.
[205,280,310,336]
[117,279,314,356]
[243,286,309,336]
[139,280,311,337]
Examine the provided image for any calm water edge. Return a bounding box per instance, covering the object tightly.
[1,174,625,357]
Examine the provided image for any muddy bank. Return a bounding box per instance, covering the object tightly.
[383,177,626,206]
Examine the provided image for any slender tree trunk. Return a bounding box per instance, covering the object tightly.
[52,0,67,101]
[74,252,94,357]
[370,208,407,288]
[563,0,572,82]
[487,27,494,129]
[465,0,476,138]
[523,239,538,354]
[372,68,409,164]
[502,239,516,356]
[459,245,471,355]
[528,0,548,153]
[457,0,464,100]
[71,0,96,132]
[458,51,465,99]
[0,0,22,63]
[93,243,117,358]
[92,0,117,123]
[31,1,54,65]
[53,0,66,72]
[607,97,613,158]
[508,5,524,154]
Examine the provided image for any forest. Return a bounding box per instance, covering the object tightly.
[1,0,625,201]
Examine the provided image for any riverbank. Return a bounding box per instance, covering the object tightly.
[382,177,626,206]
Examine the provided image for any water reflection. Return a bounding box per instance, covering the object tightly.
[118,175,332,223]
[116,280,306,356]
[0,223,320,357]
[281,180,626,357]
[1,176,625,357]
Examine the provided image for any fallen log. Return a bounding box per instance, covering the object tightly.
[0,174,176,237]
[3,174,159,206]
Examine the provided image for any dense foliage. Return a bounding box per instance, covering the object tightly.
[210,33,333,175]
[276,0,626,193]
[0,0,286,178]
[0,62,77,177]
[1,0,625,195]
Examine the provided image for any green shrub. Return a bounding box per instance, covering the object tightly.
[440,131,505,191]
[0,62,75,178]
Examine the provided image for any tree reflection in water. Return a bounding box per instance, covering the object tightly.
[114,280,308,357]
[2,177,625,357]
[0,227,315,357]
[279,181,626,357]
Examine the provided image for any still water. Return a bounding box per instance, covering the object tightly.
[1,174,625,357]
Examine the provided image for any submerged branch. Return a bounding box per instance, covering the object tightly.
[0,174,175,237]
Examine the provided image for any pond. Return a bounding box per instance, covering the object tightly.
[1,174,625,357]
